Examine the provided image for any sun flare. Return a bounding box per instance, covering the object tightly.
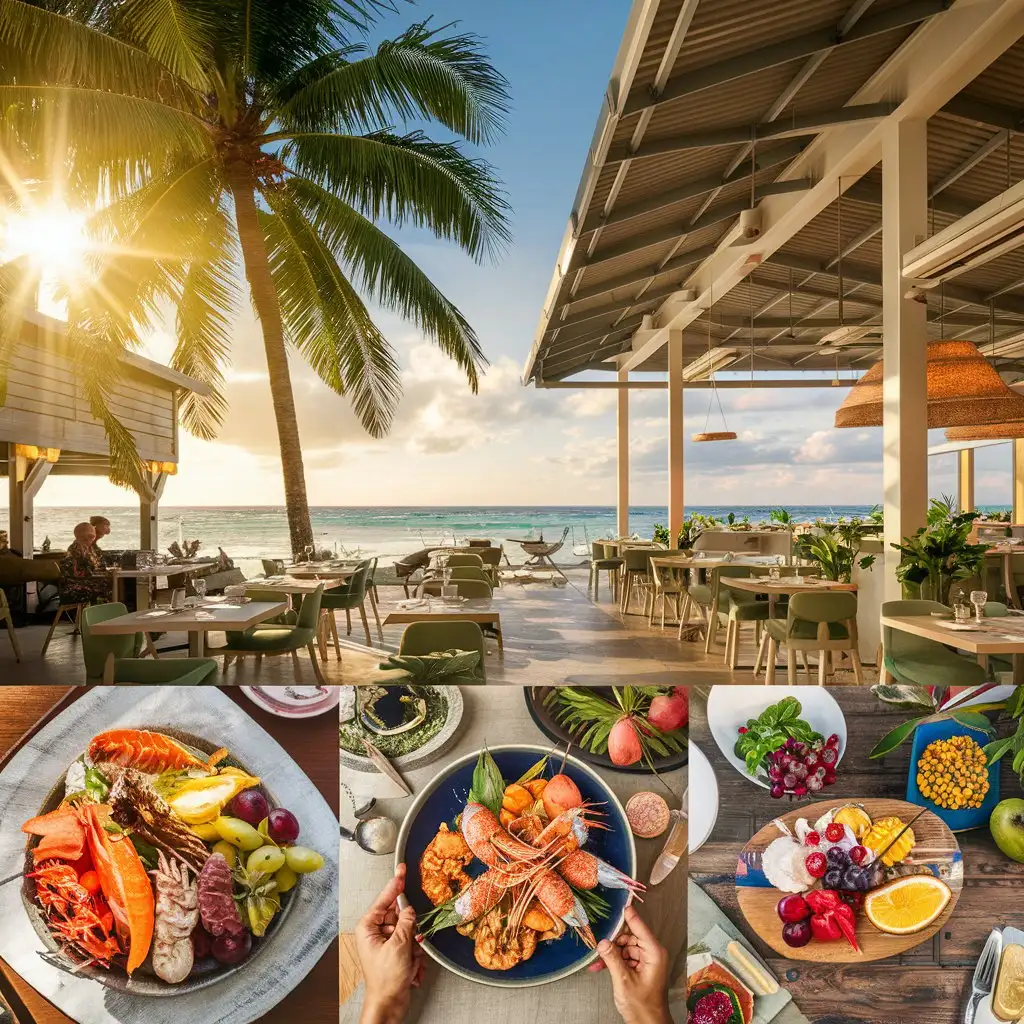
[3,202,88,276]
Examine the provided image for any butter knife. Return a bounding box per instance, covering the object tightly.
[361,739,412,797]
[650,803,688,886]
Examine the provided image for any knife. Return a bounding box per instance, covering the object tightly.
[650,793,688,886]
[361,739,412,797]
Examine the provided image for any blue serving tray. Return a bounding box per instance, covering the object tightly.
[906,717,1000,832]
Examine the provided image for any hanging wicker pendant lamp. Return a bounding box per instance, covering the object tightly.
[692,285,737,442]
[693,430,739,441]
[945,420,1024,441]
[834,340,1024,428]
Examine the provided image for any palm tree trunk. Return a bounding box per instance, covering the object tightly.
[230,179,314,558]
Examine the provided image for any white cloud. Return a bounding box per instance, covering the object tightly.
[795,430,836,463]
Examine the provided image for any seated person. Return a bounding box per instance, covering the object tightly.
[58,523,112,606]
[89,514,137,610]
[89,516,112,561]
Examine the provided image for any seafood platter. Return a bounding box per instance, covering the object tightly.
[736,798,962,963]
[396,744,639,987]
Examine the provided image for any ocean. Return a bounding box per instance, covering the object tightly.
[12,503,1012,576]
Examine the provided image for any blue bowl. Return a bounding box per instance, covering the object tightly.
[395,744,636,987]
[906,717,1000,831]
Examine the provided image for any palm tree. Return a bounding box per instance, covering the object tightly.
[0,0,510,555]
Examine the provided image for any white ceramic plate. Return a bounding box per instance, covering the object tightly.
[240,685,341,718]
[688,742,718,854]
[706,686,846,790]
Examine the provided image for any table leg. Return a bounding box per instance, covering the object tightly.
[111,570,120,605]
[189,631,204,658]
[1005,555,1021,610]
[495,620,504,655]
[1013,653,1024,685]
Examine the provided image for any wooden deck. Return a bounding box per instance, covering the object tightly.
[0,569,874,685]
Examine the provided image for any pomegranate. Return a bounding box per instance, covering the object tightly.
[646,690,689,731]
[608,717,643,766]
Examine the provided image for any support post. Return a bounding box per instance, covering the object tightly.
[958,449,975,514]
[1014,441,1024,524]
[882,120,929,603]
[667,330,685,536]
[7,446,54,556]
[617,367,630,537]
[139,471,168,551]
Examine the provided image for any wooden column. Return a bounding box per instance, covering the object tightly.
[140,470,168,551]
[958,448,975,514]
[617,367,629,537]
[881,120,929,602]
[7,447,54,556]
[1014,440,1024,523]
[667,330,685,534]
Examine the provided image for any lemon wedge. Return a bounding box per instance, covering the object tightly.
[864,875,952,936]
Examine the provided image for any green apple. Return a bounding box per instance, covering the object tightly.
[990,798,1024,863]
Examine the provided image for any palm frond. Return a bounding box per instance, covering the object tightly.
[278,129,510,262]
[287,176,483,388]
[278,20,510,144]
[105,0,212,90]
[172,200,238,439]
[0,257,41,407]
[260,186,401,436]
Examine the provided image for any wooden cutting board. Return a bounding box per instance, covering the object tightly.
[736,798,962,963]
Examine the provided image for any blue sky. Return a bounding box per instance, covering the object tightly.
[19,0,1019,509]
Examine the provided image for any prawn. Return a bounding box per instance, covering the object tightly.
[473,908,538,970]
[532,805,608,857]
[461,803,549,867]
[418,863,538,937]
[511,867,596,949]
[555,849,645,895]
[29,862,121,967]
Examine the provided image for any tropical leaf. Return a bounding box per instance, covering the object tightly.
[868,717,928,760]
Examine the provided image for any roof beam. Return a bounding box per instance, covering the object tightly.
[622,0,948,116]
[551,281,684,333]
[941,95,1024,131]
[569,244,719,304]
[845,180,975,219]
[619,0,1024,374]
[607,104,895,164]
[581,146,807,233]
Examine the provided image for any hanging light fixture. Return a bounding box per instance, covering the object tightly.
[692,285,737,443]
[944,303,1024,440]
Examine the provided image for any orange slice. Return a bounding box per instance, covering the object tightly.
[864,875,952,936]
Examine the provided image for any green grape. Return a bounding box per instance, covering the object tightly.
[284,846,324,873]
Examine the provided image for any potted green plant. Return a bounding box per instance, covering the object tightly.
[794,518,876,582]
[652,523,671,546]
[677,513,719,550]
[891,506,987,604]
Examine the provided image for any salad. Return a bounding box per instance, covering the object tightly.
[21,728,325,986]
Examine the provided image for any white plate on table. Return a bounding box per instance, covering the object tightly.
[688,741,718,854]
[706,686,846,789]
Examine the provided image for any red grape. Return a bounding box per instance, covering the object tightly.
[267,808,300,844]
[782,920,813,947]
[211,931,252,966]
[230,789,269,827]
[776,894,810,923]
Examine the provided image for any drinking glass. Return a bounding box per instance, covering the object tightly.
[193,578,207,602]
[970,589,988,624]
[170,588,186,611]
[953,600,972,624]
[768,566,781,581]
[304,544,314,563]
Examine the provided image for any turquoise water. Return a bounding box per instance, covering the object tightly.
[17,503,1013,575]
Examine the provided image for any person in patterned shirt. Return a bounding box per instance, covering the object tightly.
[58,522,112,605]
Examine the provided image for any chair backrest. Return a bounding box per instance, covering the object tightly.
[262,558,285,576]
[446,552,484,568]
[294,584,325,630]
[364,556,378,584]
[82,602,140,680]
[623,548,654,572]
[985,601,1010,617]
[880,598,948,658]
[477,547,503,567]
[399,620,487,681]
[454,578,492,598]
[449,566,489,582]
[592,541,608,560]
[786,592,857,642]
[342,563,371,602]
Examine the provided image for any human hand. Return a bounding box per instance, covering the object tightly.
[588,905,672,1024]
[356,863,425,1024]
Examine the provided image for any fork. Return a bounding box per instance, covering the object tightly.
[965,929,1001,1024]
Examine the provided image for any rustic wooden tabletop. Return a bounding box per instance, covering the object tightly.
[688,685,1024,1024]
[0,686,339,1024]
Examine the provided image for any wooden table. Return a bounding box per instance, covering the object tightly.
[108,561,216,607]
[984,546,1023,609]
[286,564,358,581]
[0,686,339,1024]
[88,600,288,657]
[383,597,504,653]
[688,686,1024,1023]
[882,613,1024,683]
[339,686,686,1023]
[244,577,343,595]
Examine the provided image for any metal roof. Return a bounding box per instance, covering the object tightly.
[525,0,1024,384]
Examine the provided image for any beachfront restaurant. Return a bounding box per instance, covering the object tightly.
[519,0,1024,685]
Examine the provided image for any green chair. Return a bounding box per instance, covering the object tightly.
[619,548,655,614]
[881,599,987,688]
[763,592,863,685]
[243,586,298,626]
[695,566,755,654]
[219,584,327,682]
[398,620,487,683]
[446,552,484,568]
[261,558,285,576]
[1,591,21,662]
[81,603,218,685]
[476,546,504,586]
[453,578,492,598]
[589,542,624,602]
[647,550,685,627]
[321,561,377,648]
[448,566,491,583]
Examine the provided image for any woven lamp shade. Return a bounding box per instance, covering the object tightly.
[834,340,1024,428]
[945,421,1024,441]
[692,431,738,442]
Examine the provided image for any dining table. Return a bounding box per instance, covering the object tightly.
[0,685,339,1024]
[244,576,344,596]
[87,598,288,657]
[339,685,687,1024]
[286,563,359,581]
[688,685,1024,1023]
[107,560,216,607]
[984,544,1024,609]
[383,596,504,653]
[882,612,1024,683]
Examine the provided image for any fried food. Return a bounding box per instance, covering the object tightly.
[420,824,474,907]
[473,908,538,970]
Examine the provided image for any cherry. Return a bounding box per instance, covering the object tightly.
[824,823,846,843]
[776,894,811,923]
[805,851,827,878]
[804,830,821,846]
[738,726,748,734]
[849,845,869,865]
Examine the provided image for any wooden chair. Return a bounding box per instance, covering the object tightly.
[41,600,86,657]
[1,591,22,662]
[647,552,686,627]
[589,542,623,602]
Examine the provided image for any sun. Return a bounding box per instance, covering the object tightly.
[3,202,88,276]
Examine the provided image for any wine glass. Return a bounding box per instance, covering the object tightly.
[970,589,988,624]
[304,544,314,563]
[193,578,207,603]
